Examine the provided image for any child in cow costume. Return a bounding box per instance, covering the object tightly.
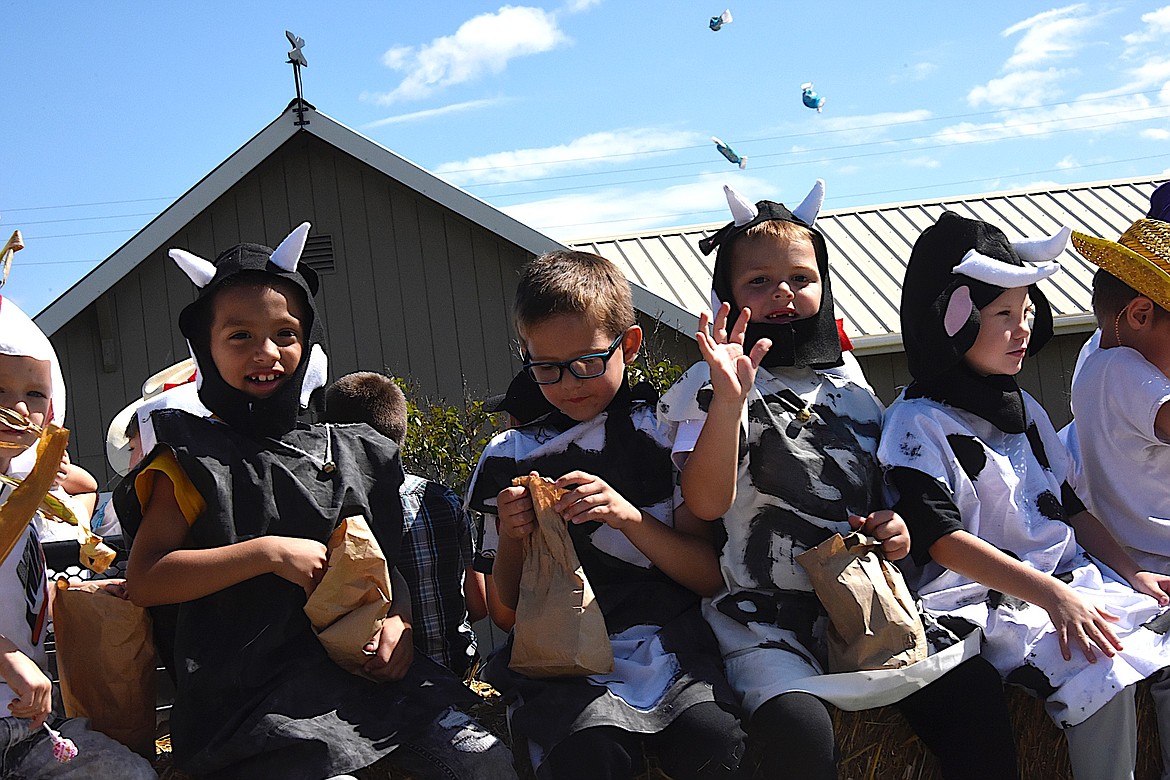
[659,186,1018,779]
[880,211,1170,779]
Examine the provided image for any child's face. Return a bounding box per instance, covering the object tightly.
[0,354,52,453]
[521,314,641,422]
[964,287,1033,377]
[209,283,306,399]
[728,234,822,324]
[127,431,144,470]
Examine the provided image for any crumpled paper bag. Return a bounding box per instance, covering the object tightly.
[508,474,614,678]
[53,579,157,758]
[797,531,927,673]
[303,516,393,677]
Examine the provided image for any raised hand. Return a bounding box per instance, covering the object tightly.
[697,303,771,405]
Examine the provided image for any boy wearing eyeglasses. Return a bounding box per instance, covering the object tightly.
[465,250,747,780]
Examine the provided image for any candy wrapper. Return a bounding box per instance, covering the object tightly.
[43,723,78,763]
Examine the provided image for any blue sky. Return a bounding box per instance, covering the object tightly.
[4,1,1170,315]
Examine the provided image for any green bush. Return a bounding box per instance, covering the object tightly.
[395,381,501,495]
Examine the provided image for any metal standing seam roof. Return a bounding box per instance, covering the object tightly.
[572,176,1165,355]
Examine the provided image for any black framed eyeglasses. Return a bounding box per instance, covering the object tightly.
[522,334,625,385]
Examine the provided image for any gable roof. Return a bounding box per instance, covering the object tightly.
[572,176,1165,354]
[35,102,691,335]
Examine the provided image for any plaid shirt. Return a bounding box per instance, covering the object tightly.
[398,474,478,676]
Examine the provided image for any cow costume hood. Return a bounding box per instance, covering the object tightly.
[170,223,328,438]
[900,211,1068,432]
[700,181,843,369]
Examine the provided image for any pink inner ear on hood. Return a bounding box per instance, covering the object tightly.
[944,286,974,337]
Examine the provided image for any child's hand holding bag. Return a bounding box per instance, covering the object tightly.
[797,529,928,673]
[508,474,614,678]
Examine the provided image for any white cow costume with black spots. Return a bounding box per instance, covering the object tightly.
[879,212,1170,747]
[659,186,987,715]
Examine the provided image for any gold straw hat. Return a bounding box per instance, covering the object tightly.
[1072,218,1170,312]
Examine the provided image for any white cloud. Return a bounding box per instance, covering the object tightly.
[1125,56,1170,92]
[1002,4,1102,69]
[1010,179,1064,191]
[1141,127,1170,140]
[365,7,567,105]
[967,68,1072,108]
[501,173,778,241]
[1073,56,1170,99]
[781,110,935,147]
[1123,5,1170,53]
[562,0,601,12]
[933,94,1167,144]
[813,110,933,135]
[435,128,706,185]
[1055,155,1078,169]
[361,98,508,128]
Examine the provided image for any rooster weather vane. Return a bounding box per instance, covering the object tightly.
[286,30,309,126]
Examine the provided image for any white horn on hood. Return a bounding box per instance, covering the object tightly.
[791,179,825,226]
[953,250,1060,287]
[270,222,311,273]
[724,185,758,227]
[1014,226,1071,264]
[169,249,217,288]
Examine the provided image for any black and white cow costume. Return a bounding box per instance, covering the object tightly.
[115,225,513,780]
[879,211,1170,736]
[658,187,985,716]
[465,375,743,776]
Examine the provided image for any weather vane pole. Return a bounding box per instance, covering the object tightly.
[286,30,309,127]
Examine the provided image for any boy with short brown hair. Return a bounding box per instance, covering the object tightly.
[466,249,746,780]
[322,371,486,677]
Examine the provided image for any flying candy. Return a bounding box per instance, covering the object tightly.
[801,82,825,112]
[709,9,733,31]
[712,137,747,169]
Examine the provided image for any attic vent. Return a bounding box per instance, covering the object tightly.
[301,234,335,274]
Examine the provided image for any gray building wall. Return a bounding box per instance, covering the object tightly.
[53,132,534,485]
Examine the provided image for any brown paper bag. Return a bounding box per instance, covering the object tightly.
[796,532,927,673]
[51,579,157,758]
[508,474,614,678]
[303,516,393,676]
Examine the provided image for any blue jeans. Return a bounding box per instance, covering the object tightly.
[0,714,156,780]
[377,706,516,780]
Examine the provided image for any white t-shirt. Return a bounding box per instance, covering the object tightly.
[0,482,50,713]
[1071,345,1170,573]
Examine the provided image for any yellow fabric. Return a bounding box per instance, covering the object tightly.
[133,450,205,526]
